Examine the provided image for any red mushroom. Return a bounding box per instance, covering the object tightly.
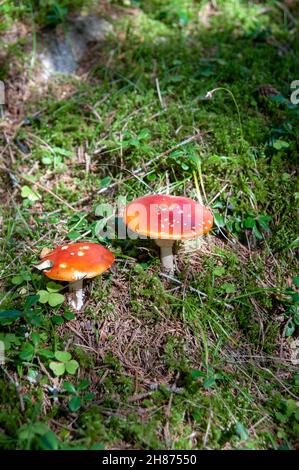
[34,242,115,311]
[125,195,213,273]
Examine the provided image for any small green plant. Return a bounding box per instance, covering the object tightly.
[213,204,272,241]
[11,270,33,286]
[119,129,151,152]
[49,351,79,377]
[0,295,41,327]
[18,422,60,450]
[37,282,65,307]
[41,147,71,171]
[21,185,41,203]
[63,379,95,411]
[274,398,299,443]
[191,367,223,389]
[45,3,68,25]
[283,277,299,337]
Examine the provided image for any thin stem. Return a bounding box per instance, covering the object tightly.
[69,279,84,311]
[155,239,175,274]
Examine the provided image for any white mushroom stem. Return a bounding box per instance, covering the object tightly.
[155,239,175,274]
[69,279,84,311]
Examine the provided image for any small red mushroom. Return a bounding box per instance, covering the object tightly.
[34,242,115,311]
[125,194,213,273]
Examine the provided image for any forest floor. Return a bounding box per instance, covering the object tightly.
[0,0,298,450]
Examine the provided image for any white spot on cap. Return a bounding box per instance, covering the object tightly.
[208,220,212,224]
[59,263,67,268]
[70,252,75,255]
[78,251,85,256]
[82,246,90,250]
[61,246,68,250]
[204,226,208,230]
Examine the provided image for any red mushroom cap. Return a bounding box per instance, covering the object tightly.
[40,242,115,282]
[125,194,213,240]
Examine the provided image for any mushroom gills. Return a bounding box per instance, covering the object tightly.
[33,259,54,271]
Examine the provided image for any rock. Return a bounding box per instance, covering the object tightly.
[37,15,113,79]
[71,15,113,42]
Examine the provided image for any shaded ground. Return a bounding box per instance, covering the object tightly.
[0,0,298,450]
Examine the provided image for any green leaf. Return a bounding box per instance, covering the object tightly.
[51,315,64,325]
[252,224,263,240]
[46,282,63,293]
[48,293,65,307]
[203,376,217,389]
[69,396,82,412]
[273,139,289,150]
[275,411,288,423]
[243,217,255,229]
[285,320,295,337]
[38,349,54,359]
[37,290,49,304]
[258,215,271,231]
[147,173,156,181]
[213,266,225,277]
[18,422,49,441]
[222,283,236,294]
[63,381,77,394]
[0,310,22,319]
[84,392,95,401]
[49,361,65,376]
[31,332,40,346]
[19,343,35,361]
[68,231,81,240]
[39,431,59,450]
[77,379,90,391]
[90,443,105,450]
[24,295,39,310]
[100,176,112,188]
[236,422,249,440]
[191,369,205,379]
[63,312,75,321]
[293,311,299,326]
[54,351,71,362]
[65,360,79,375]
[213,211,225,228]
[42,156,52,165]
[52,146,73,157]
[293,276,299,288]
[11,275,24,285]
[21,185,40,201]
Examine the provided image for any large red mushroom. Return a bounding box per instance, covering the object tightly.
[125,194,213,273]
